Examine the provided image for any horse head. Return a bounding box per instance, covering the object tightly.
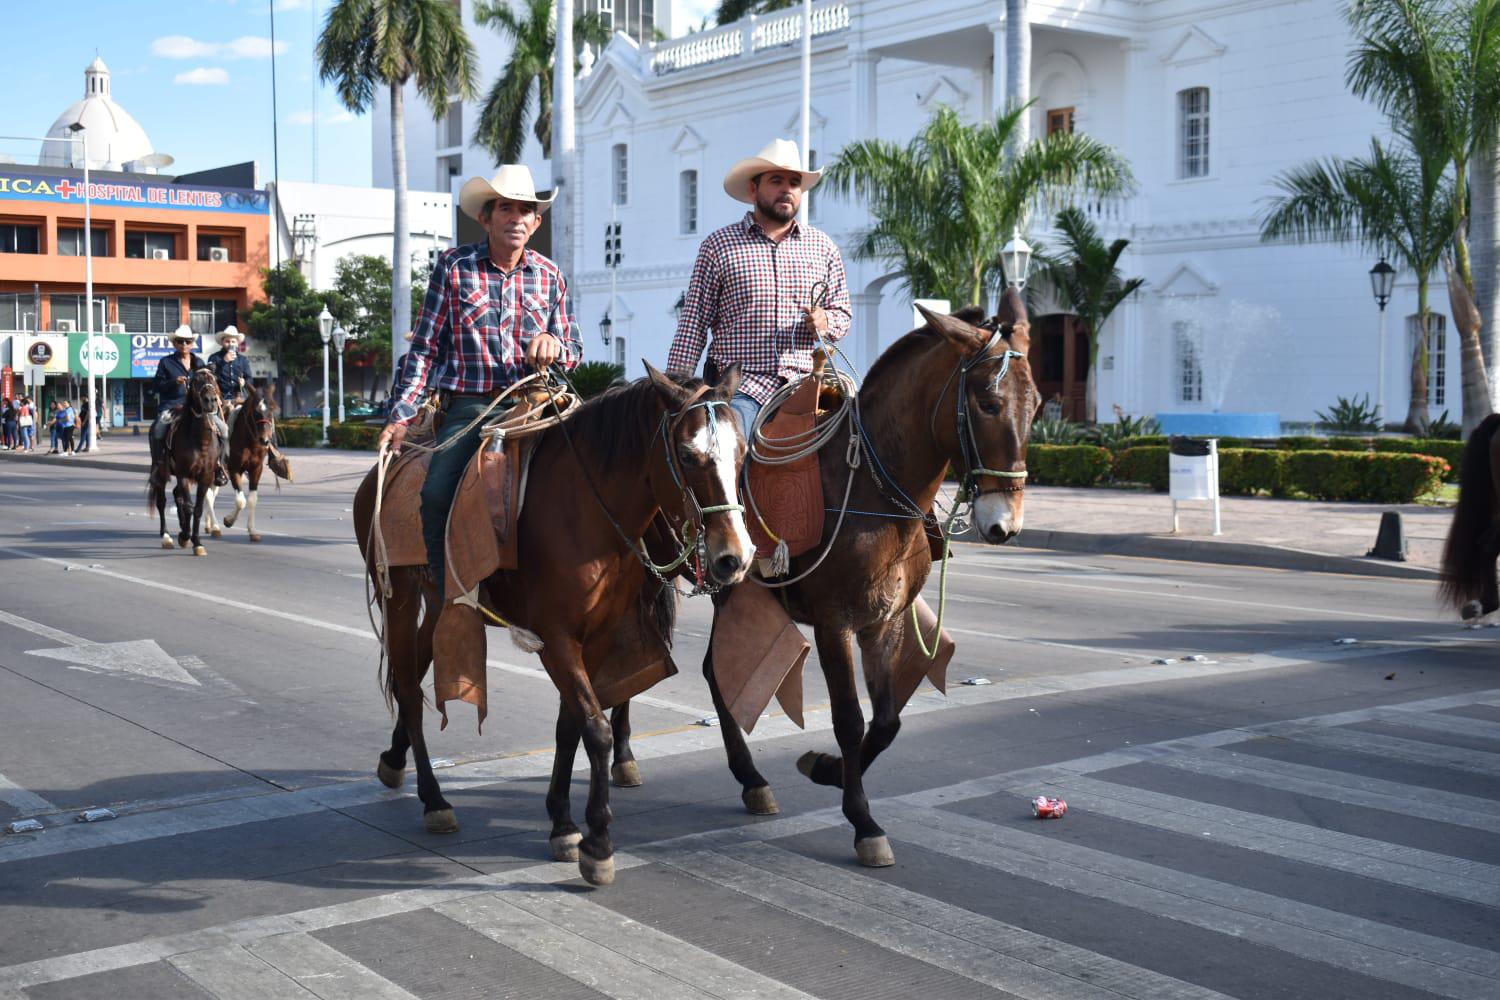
[244,384,276,447]
[916,287,1041,544]
[643,360,754,587]
[187,368,222,419]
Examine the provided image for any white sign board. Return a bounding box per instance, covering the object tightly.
[1170,454,1215,500]
[79,335,121,377]
[23,365,46,387]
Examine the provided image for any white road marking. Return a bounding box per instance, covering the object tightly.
[168,944,313,1000]
[0,607,87,646]
[246,934,418,1000]
[0,606,199,686]
[0,773,56,817]
[0,492,38,502]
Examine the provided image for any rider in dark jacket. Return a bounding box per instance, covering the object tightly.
[207,325,254,400]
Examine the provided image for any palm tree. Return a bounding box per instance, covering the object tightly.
[317,0,477,371]
[714,0,796,25]
[1345,0,1500,431]
[472,0,610,164]
[821,104,1132,311]
[1260,137,1457,433]
[1034,207,1145,423]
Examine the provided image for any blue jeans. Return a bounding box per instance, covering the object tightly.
[419,396,495,586]
[727,392,761,442]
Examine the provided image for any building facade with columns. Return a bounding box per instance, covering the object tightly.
[379,0,1457,426]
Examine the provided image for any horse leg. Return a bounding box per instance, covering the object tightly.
[154,475,173,549]
[609,703,643,788]
[701,622,779,814]
[224,471,246,528]
[851,624,903,776]
[173,481,191,547]
[798,625,892,867]
[203,486,222,537]
[191,482,209,556]
[546,639,616,885]
[245,464,263,543]
[547,706,585,860]
[393,576,455,831]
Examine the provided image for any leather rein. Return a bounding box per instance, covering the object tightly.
[933,323,1030,498]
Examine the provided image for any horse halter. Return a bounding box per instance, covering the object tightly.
[946,326,1029,497]
[655,384,746,575]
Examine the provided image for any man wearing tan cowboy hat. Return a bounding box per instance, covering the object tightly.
[667,137,851,437]
[207,325,292,480]
[150,324,229,485]
[378,163,581,586]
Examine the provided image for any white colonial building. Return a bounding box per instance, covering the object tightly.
[376,0,1458,427]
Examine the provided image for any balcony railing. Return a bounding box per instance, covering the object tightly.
[650,2,851,76]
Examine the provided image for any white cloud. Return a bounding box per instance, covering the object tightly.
[275,0,312,9]
[174,67,231,86]
[152,35,288,60]
[288,108,357,126]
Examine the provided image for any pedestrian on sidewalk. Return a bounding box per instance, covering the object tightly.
[16,397,35,451]
[76,395,92,452]
[57,399,76,456]
[1,397,15,450]
[46,401,61,454]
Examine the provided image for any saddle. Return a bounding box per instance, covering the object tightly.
[745,373,828,561]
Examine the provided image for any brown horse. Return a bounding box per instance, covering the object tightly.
[204,384,282,543]
[148,368,223,556]
[1440,412,1500,623]
[352,363,753,885]
[609,294,1040,868]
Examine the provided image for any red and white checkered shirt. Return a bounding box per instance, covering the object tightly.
[667,213,851,404]
[390,242,580,425]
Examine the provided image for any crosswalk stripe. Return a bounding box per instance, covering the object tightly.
[1279,725,1500,776]
[246,934,418,1000]
[881,803,1500,1000]
[1366,709,1500,743]
[1155,748,1500,835]
[437,888,815,1000]
[650,843,1233,1000]
[168,944,314,999]
[988,773,1500,906]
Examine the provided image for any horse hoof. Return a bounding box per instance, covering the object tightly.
[579,852,615,886]
[796,750,819,779]
[193,545,208,557]
[742,785,780,815]
[177,537,190,549]
[549,831,582,862]
[376,759,404,789]
[855,835,896,868]
[160,536,175,549]
[611,760,643,787]
[1462,600,1483,621]
[423,808,459,834]
[249,534,263,544]
[209,527,222,538]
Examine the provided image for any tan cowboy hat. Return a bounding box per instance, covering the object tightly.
[170,324,196,343]
[217,325,242,345]
[722,138,822,204]
[459,164,555,221]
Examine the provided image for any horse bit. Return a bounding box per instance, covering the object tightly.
[647,385,745,594]
[949,324,1029,498]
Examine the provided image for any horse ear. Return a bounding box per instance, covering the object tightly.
[711,361,743,398]
[915,303,985,352]
[995,286,1032,353]
[642,360,686,406]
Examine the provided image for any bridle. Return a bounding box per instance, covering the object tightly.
[186,371,220,420]
[934,324,1030,499]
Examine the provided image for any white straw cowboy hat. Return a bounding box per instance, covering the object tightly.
[459,164,556,221]
[723,138,822,204]
[170,324,196,343]
[217,325,242,345]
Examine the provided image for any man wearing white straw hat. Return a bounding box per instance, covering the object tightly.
[150,325,228,485]
[667,138,851,438]
[377,163,581,587]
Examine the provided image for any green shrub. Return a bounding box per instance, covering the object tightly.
[1110,434,1168,451]
[1278,436,1326,451]
[1325,435,1371,452]
[1030,415,1085,445]
[1359,453,1448,502]
[276,418,323,448]
[1286,450,1447,502]
[1315,393,1381,433]
[1025,444,1113,486]
[1427,410,1462,440]
[328,421,381,450]
[1217,448,1288,496]
[1113,446,1169,490]
[1286,451,1365,500]
[1371,437,1463,479]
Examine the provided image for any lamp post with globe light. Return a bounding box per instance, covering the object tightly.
[1001,228,1033,291]
[318,305,333,445]
[333,324,348,424]
[1369,258,1395,428]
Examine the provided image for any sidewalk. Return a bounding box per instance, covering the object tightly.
[2,436,1451,579]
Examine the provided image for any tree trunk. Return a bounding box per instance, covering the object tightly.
[552,0,576,281]
[1468,143,1500,418]
[1005,0,1030,156]
[1083,321,1098,424]
[390,80,412,374]
[1446,259,1497,434]
[1404,279,1430,435]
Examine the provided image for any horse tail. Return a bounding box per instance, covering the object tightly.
[1439,413,1500,612]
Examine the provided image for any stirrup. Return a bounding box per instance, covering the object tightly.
[215,465,230,487]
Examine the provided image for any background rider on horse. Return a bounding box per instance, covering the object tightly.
[376,163,581,587]
[152,325,228,486]
[207,325,290,480]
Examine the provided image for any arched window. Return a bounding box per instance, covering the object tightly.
[612,143,629,206]
[1178,87,1210,178]
[1173,319,1203,403]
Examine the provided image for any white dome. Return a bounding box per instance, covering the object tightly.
[38,57,157,172]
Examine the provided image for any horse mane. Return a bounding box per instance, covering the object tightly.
[559,374,697,477]
[863,304,987,390]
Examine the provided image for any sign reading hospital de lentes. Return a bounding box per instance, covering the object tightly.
[0,172,268,216]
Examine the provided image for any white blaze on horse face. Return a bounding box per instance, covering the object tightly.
[974,490,1024,543]
[688,410,754,564]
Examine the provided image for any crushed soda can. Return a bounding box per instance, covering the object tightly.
[1031,795,1068,819]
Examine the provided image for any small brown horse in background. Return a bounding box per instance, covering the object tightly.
[352,364,753,885]
[204,383,280,543]
[148,368,222,556]
[1441,412,1500,623]
[611,293,1040,868]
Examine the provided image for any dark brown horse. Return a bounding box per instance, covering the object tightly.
[204,383,282,543]
[352,364,753,885]
[610,294,1040,868]
[1440,412,1500,623]
[148,368,223,556]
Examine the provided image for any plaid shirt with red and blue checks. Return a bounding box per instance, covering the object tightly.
[667,213,851,404]
[389,242,580,425]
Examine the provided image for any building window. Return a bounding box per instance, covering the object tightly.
[197,235,224,261]
[118,296,181,333]
[614,336,626,366]
[1178,87,1210,179]
[0,223,41,254]
[1174,320,1203,403]
[1046,107,1075,135]
[125,231,176,259]
[612,143,628,206]
[1407,312,1447,408]
[437,153,462,182]
[189,299,239,337]
[442,99,463,148]
[49,295,106,332]
[0,292,28,332]
[58,226,109,257]
[585,0,653,43]
[679,169,697,235]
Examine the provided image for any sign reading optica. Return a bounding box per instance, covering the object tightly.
[0,172,268,216]
[69,334,131,378]
[130,333,208,378]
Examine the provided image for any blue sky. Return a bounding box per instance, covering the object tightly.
[0,1,721,191]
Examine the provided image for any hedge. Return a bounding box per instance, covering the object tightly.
[1025,444,1113,486]
[1371,437,1463,480]
[275,419,323,448]
[1113,446,1169,490]
[1111,446,1444,502]
[1217,449,1288,497]
[328,421,381,450]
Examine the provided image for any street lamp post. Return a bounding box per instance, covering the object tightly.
[318,305,333,446]
[1369,258,1396,428]
[1001,227,1034,290]
[333,325,347,424]
[67,122,97,452]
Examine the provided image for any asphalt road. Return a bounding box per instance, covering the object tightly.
[0,458,1495,1000]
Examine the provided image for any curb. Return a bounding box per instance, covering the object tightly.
[0,450,146,475]
[1006,526,1440,581]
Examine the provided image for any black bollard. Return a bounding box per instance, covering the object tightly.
[1367,511,1408,562]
